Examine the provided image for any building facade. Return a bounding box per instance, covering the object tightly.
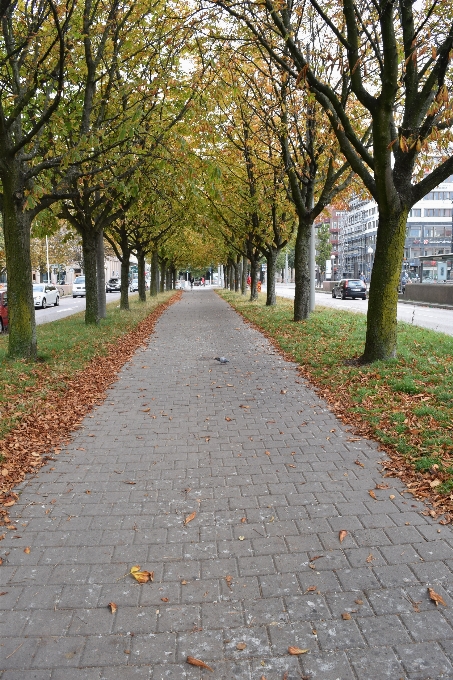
[339,175,453,281]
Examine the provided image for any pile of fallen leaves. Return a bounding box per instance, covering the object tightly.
[219,291,453,524]
[0,292,181,508]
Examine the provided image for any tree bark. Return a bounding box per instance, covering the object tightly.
[81,227,99,324]
[234,257,240,292]
[241,255,247,295]
[362,207,409,361]
[266,249,278,306]
[150,249,158,297]
[2,168,36,358]
[120,251,130,311]
[137,249,147,302]
[294,216,311,321]
[96,229,106,319]
[159,258,166,293]
[250,258,260,301]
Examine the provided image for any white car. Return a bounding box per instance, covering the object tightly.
[72,276,86,297]
[129,278,139,292]
[33,283,59,308]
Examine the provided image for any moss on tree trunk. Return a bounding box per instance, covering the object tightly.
[2,169,36,359]
[362,208,409,362]
[294,217,311,321]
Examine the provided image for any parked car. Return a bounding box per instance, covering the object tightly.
[106,277,121,293]
[332,279,367,300]
[0,289,8,333]
[129,278,139,292]
[33,283,60,308]
[72,276,86,298]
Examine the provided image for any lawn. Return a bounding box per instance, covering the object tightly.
[219,290,453,520]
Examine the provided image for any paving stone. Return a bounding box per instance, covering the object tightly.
[3,290,453,678]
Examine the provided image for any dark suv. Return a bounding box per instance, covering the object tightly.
[106,278,121,293]
[332,279,367,300]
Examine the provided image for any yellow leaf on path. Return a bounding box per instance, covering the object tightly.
[265,451,271,456]
[428,587,447,606]
[368,489,377,500]
[288,646,309,655]
[24,547,31,554]
[186,656,213,671]
[108,602,117,613]
[184,511,196,525]
[238,536,245,541]
[339,530,347,543]
[130,565,154,583]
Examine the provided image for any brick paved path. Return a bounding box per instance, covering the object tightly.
[2,290,453,680]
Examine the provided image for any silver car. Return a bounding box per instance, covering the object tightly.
[33,283,60,308]
[72,276,86,297]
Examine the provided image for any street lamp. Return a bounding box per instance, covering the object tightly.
[331,254,335,281]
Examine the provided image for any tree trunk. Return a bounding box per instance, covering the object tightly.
[241,255,247,295]
[81,227,99,324]
[224,264,228,289]
[2,171,37,358]
[120,252,130,311]
[294,216,311,321]
[166,267,172,290]
[172,266,177,290]
[266,249,278,306]
[96,229,106,319]
[137,250,147,302]
[159,258,166,293]
[150,249,158,297]
[250,258,259,301]
[229,263,235,291]
[234,258,240,292]
[362,207,408,362]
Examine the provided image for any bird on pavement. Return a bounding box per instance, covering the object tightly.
[214,357,229,363]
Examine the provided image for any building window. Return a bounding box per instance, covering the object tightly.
[410,209,421,217]
[425,208,452,217]
[410,227,421,237]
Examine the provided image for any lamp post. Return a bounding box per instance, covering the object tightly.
[367,246,374,282]
[331,254,335,282]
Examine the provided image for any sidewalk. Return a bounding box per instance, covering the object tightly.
[2,290,453,679]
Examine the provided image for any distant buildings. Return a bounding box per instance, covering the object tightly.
[315,175,453,281]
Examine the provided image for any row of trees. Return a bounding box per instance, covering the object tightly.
[1,0,452,363]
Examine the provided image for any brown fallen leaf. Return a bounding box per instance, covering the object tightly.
[184,511,196,526]
[186,656,213,671]
[130,565,154,583]
[428,587,447,607]
[239,404,250,409]
[366,554,374,563]
[241,517,246,523]
[288,646,309,655]
[368,489,377,500]
[236,642,247,650]
[339,530,347,543]
[308,562,316,569]
[288,464,296,468]
[265,450,271,456]
[161,597,169,602]
[181,579,188,585]
[108,602,117,614]
[225,417,232,422]
[375,483,389,490]
[305,585,317,592]
[341,612,351,620]
[281,390,287,394]
[225,575,233,589]
[355,599,363,605]
[0,591,7,595]
[24,547,31,554]
[354,460,364,467]
[142,408,150,412]
[260,676,267,680]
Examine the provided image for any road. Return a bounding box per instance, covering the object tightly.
[35,291,122,325]
[273,283,453,337]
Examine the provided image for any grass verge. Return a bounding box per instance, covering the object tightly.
[0,291,179,503]
[219,290,453,523]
